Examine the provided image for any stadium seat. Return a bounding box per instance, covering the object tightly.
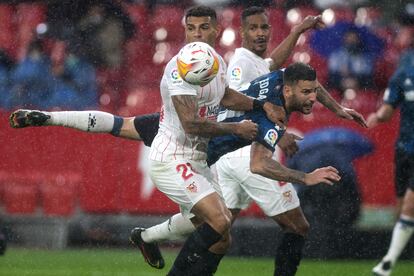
[125,3,151,40]
[0,4,16,58]
[268,8,289,46]
[40,173,80,216]
[15,3,46,60]
[151,6,184,42]
[330,7,355,23]
[3,173,39,214]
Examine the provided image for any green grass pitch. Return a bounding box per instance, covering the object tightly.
[0,247,413,276]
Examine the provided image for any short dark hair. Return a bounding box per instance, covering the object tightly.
[241,6,266,25]
[283,62,316,85]
[185,6,217,23]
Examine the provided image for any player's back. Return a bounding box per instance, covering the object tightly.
[150,54,228,162]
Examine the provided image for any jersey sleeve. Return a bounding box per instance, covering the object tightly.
[248,111,285,152]
[383,68,405,108]
[133,113,160,147]
[164,59,198,96]
[227,59,254,90]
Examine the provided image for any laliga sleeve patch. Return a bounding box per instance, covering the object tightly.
[171,68,184,85]
[264,129,279,147]
[230,67,242,82]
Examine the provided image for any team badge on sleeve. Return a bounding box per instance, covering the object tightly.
[230,67,242,82]
[264,129,279,147]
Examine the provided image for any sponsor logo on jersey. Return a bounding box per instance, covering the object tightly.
[186,182,198,193]
[230,67,242,81]
[171,68,183,85]
[264,129,278,147]
[198,104,220,121]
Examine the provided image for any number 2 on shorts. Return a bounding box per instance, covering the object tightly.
[176,163,194,180]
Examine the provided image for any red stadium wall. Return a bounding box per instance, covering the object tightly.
[0,108,399,217]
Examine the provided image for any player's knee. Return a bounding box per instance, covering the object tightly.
[295,220,310,236]
[286,220,310,237]
[209,212,232,234]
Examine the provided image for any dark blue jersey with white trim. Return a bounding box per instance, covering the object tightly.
[383,50,414,153]
[207,70,286,165]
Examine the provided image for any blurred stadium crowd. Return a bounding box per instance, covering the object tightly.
[0,0,413,115]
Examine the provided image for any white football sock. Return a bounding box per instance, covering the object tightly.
[383,215,414,263]
[45,111,115,133]
[141,213,195,243]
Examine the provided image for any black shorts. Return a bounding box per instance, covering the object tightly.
[395,148,414,197]
[133,113,160,147]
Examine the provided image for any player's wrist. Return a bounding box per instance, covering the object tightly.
[252,99,265,112]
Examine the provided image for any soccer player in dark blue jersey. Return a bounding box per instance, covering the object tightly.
[369,39,414,276]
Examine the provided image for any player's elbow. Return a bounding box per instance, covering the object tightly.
[250,158,266,175]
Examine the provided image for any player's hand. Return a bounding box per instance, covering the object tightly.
[294,15,326,34]
[278,132,303,157]
[367,112,380,128]
[235,120,258,140]
[336,107,368,128]
[263,102,287,128]
[304,166,341,186]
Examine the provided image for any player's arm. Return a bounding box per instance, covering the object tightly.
[316,83,367,127]
[269,15,325,71]
[220,87,286,127]
[249,142,340,185]
[172,95,257,140]
[367,104,395,128]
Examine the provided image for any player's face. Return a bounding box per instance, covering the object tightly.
[185,16,219,47]
[241,13,271,57]
[287,80,317,114]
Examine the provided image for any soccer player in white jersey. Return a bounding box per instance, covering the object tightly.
[146,6,292,275]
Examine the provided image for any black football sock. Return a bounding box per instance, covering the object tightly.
[168,223,223,276]
[274,233,305,276]
[204,251,225,274]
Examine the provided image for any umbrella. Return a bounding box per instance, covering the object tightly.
[309,21,385,58]
[296,127,374,160]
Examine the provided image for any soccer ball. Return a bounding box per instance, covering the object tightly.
[176,42,220,86]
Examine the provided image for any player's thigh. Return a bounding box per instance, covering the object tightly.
[191,192,232,233]
[271,207,309,235]
[240,170,300,217]
[216,157,251,211]
[149,160,216,219]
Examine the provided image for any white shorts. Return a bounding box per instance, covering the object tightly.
[149,159,222,218]
[216,155,300,217]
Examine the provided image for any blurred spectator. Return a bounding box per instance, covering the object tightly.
[47,0,135,69]
[51,44,98,110]
[0,50,14,109]
[7,38,98,110]
[7,39,56,109]
[327,30,376,91]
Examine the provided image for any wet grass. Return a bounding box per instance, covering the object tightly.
[0,247,413,276]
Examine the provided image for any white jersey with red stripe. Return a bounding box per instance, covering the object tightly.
[149,53,228,162]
